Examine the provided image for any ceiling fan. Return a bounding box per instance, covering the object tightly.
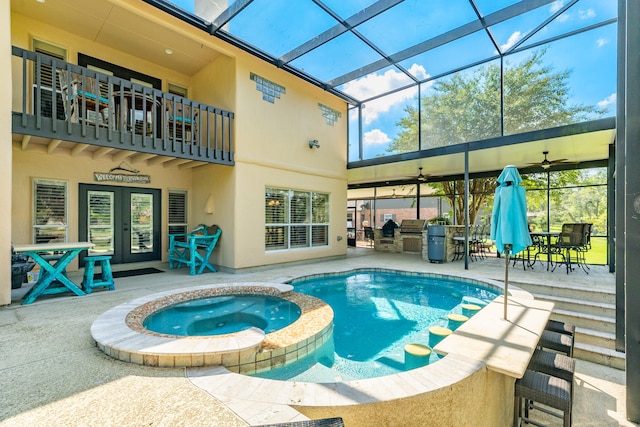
[414,167,429,182]
[527,151,572,169]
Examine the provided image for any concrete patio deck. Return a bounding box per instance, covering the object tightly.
[0,247,636,426]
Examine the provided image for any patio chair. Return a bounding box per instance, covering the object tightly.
[58,70,111,126]
[168,224,221,275]
[513,226,542,270]
[551,223,589,274]
[363,226,375,247]
[165,98,198,143]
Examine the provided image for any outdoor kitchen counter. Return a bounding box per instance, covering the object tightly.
[434,295,554,379]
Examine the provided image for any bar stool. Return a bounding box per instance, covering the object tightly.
[514,370,572,427]
[526,349,575,421]
[546,319,575,337]
[81,255,115,293]
[528,349,575,383]
[538,329,574,357]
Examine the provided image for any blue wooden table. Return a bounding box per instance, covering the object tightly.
[13,242,95,305]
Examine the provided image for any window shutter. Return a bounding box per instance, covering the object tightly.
[265,188,329,251]
[33,179,67,243]
[168,191,188,239]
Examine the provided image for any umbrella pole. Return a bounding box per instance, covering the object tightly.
[504,244,511,320]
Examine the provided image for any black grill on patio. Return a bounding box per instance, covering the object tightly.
[11,245,35,289]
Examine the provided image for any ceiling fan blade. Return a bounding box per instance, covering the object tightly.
[548,158,569,164]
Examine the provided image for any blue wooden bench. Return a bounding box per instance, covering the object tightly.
[168,224,221,275]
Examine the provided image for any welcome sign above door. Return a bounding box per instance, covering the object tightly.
[94,162,151,184]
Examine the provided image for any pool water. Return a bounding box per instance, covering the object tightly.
[250,271,498,382]
[143,295,301,336]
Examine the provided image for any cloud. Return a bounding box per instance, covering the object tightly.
[549,0,564,14]
[342,64,429,124]
[550,1,570,22]
[501,31,522,51]
[597,93,616,108]
[363,129,391,146]
[596,38,608,47]
[579,8,596,19]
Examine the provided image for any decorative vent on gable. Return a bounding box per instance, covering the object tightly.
[250,73,286,103]
[318,103,341,126]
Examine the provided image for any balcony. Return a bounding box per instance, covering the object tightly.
[11,47,234,166]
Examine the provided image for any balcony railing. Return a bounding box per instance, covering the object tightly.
[11,46,234,165]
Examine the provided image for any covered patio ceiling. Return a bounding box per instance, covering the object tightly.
[347,120,616,188]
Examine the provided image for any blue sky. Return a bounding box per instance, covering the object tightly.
[164,1,618,160]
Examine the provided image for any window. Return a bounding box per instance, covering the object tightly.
[168,83,188,98]
[32,39,66,119]
[168,190,188,242]
[87,190,114,255]
[265,188,329,251]
[78,53,162,89]
[33,179,68,244]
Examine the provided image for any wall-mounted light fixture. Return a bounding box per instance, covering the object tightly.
[308,139,320,149]
[205,194,215,214]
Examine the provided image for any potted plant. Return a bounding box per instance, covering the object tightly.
[429,216,451,225]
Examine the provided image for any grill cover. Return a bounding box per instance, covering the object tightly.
[399,219,426,234]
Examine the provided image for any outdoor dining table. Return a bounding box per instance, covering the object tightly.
[13,242,95,305]
[530,231,560,270]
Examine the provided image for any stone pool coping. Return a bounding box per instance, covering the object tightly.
[90,282,333,368]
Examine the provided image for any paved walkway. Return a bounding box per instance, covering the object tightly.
[0,248,636,426]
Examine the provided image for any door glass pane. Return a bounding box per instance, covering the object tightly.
[131,193,153,253]
[88,191,114,255]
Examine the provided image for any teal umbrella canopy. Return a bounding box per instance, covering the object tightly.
[490,165,532,256]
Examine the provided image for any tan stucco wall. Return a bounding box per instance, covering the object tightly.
[6,0,348,293]
[295,367,514,427]
[227,53,349,269]
[1,0,12,305]
[11,146,194,270]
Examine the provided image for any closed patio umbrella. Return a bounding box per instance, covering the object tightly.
[490,165,532,319]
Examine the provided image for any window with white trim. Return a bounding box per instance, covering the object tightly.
[265,188,329,251]
[33,179,68,243]
[168,190,188,243]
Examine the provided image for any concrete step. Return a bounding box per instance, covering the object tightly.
[533,293,616,318]
[509,276,622,369]
[574,341,626,370]
[511,280,614,305]
[551,309,615,335]
[575,327,618,351]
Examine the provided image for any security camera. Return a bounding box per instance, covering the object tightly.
[309,139,320,149]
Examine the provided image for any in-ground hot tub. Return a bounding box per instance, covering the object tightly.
[91,282,333,370]
[143,294,301,336]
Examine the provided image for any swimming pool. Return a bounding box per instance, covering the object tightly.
[250,269,499,382]
[143,295,301,336]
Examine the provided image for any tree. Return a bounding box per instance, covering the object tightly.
[389,49,605,224]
